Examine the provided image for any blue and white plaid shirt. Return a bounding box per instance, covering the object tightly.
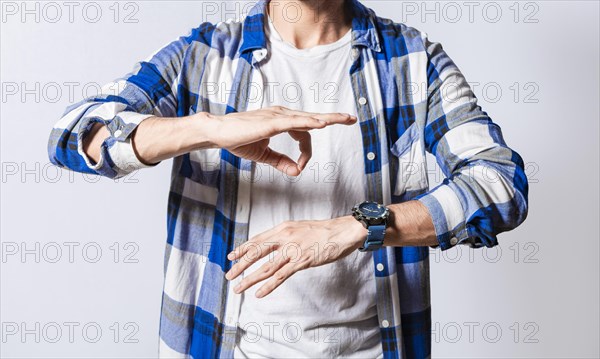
[48,0,529,358]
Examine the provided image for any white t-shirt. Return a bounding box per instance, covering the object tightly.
[233,17,383,358]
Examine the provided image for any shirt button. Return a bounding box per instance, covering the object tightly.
[450,237,458,245]
[376,263,384,272]
[352,48,360,58]
[381,320,390,328]
[113,130,123,137]
[367,152,376,161]
[358,97,368,106]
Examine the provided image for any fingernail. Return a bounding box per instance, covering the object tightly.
[234,284,241,293]
[255,289,264,298]
[227,252,235,260]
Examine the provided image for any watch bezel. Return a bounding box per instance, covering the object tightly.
[352,201,390,225]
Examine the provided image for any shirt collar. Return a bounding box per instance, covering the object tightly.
[238,0,382,55]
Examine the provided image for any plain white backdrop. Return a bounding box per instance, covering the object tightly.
[1,1,599,358]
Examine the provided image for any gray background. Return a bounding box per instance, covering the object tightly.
[1,1,598,358]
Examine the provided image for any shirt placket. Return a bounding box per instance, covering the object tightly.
[220,48,268,355]
[349,45,405,358]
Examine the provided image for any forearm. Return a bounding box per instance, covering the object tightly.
[384,201,438,247]
[342,200,437,249]
[83,112,217,165]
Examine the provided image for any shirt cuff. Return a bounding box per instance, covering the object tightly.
[77,111,158,178]
[417,183,469,250]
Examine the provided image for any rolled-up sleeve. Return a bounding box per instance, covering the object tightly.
[416,34,529,250]
[47,30,193,179]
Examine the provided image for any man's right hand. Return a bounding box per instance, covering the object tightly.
[83,106,357,176]
[207,106,357,176]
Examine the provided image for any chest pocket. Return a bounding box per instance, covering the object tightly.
[389,123,429,200]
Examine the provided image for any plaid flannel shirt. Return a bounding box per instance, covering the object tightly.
[47,0,529,358]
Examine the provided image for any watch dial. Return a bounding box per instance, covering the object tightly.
[359,202,385,217]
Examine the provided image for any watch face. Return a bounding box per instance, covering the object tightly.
[358,202,386,217]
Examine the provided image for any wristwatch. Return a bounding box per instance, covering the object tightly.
[351,201,390,252]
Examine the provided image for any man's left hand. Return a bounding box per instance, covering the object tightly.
[225,215,367,298]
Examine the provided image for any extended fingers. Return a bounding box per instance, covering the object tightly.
[226,225,287,280]
[311,112,357,125]
[226,246,270,281]
[233,252,290,295]
[268,107,356,133]
[225,220,319,298]
[286,113,356,128]
[278,107,357,124]
[255,262,301,298]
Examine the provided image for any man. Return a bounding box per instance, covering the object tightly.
[47,0,529,357]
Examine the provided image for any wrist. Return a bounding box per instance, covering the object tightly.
[341,215,368,249]
[189,112,222,149]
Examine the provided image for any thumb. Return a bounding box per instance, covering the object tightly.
[259,147,302,176]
